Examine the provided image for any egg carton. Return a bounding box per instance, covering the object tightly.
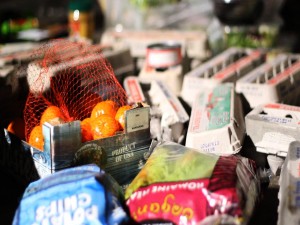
[123,76,146,105]
[236,54,300,108]
[277,141,300,225]
[101,29,210,60]
[245,103,300,157]
[185,83,245,155]
[181,47,265,106]
[123,76,189,143]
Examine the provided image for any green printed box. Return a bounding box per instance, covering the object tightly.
[185,83,245,155]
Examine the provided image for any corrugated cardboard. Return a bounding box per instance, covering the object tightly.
[1,106,152,186]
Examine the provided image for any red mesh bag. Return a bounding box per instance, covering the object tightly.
[24,39,127,141]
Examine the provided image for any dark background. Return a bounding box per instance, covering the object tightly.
[0,0,105,43]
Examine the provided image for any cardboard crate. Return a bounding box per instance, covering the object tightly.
[0,128,40,185]
[1,105,152,187]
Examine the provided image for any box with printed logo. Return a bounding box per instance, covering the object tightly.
[185,83,245,155]
[245,103,300,157]
[1,105,152,187]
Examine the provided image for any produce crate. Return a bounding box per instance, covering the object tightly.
[0,105,152,187]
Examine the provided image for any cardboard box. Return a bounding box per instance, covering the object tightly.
[245,103,300,157]
[1,105,152,187]
[181,47,265,106]
[123,76,146,105]
[185,83,245,155]
[277,141,300,225]
[139,64,183,96]
[123,76,189,143]
[236,54,300,108]
[138,45,191,96]
[0,128,40,185]
[101,29,210,60]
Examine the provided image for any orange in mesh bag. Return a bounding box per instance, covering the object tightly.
[24,39,127,143]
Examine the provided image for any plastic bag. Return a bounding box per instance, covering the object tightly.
[13,164,128,225]
[125,141,259,225]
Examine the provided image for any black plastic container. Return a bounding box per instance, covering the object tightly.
[213,0,264,25]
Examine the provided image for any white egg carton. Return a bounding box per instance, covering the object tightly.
[185,83,245,155]
[277,141,300,225]
[123,76,189,143]
[245,103,300,157]
[236,54,300,108]
[181,47,265,106]
[101,29,210,60]
[123,76,146,105]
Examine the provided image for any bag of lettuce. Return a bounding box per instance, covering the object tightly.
[125,141,259,225]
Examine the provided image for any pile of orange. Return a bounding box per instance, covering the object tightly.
[115,105,132,130]
[28,105,66,151]
[81,100,132,142]
[40,106,66,126]
[24,101,131,148]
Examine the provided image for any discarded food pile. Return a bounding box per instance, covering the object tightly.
[0,39,298,225]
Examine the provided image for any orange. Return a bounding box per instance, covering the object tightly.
[115,105,132,130]
[7,117,25,140]
[91,100,117,119]
[81,118,93,142]
[28,125,44,151]
[91,114,120,139]
[69,92,102,119]
[40,105,66,126]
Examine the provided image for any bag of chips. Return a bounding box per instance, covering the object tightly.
[13,164,128,225]
[125,141,259,225]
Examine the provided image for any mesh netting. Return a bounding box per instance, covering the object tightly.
[24,39,127,141]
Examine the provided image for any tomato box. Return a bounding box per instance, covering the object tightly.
[1,105,152,187]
